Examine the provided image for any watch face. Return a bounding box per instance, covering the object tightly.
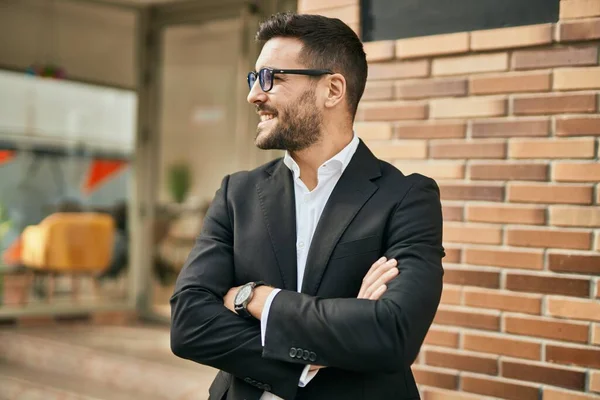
[235,285,252,304]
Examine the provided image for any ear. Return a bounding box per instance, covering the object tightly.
[324,73,346,109]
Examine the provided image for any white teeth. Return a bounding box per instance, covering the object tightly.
[260,114,275,122]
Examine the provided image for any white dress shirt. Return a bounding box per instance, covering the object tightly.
[258,134,360,400]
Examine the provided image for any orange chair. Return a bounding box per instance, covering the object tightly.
[20,212,115,302]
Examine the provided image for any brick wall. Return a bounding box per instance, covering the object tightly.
[299,0,600,399]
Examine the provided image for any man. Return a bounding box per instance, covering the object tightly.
[170,12,444,400]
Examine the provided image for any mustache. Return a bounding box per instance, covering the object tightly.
[256,105,278,115]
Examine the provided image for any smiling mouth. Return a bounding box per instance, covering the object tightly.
[260,113,276,121]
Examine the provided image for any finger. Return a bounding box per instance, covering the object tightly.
[359,257,387,298]
[363,257,387,282]
[363,265,398,299]
[361,259,397,298]
[369,284,387,300]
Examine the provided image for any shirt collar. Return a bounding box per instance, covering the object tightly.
[283,133,359,179]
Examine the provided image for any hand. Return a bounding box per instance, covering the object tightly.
[357,257,398,300]
[223,284,274,320]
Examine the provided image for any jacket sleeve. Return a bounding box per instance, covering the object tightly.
[170,175,304,399]
[262,175,444,373]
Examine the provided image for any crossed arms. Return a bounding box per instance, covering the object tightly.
[170,174,444,400]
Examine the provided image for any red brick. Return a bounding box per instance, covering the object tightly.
[413,365,459,390]
[556,116,600,136]
[591,371,600,393]
[441,285,463,305]
[363,40,395,62]
[434,306,500,331]
[433,53,509,76]
[507,183,593,204]
[425,348,498,375]
[513,93,597,115]
[442,205,464,222]
[430,140,506,159]
[505,273,590,297]
[509,138,596,159]
[470,71,550,95]
[463,332,541,360]
[544,387,600,400]
[424,327,460,348]
[368,60,429,80]
[444,247,461,263]
[560,0,600,19]
[506,227,592,250]
[362,81,394,101]
[358,101,427,121]
[354,122,392,140]
[394,161,465,180]
[553,163,600,182]
[461,375,540,400]
[501,359,586,390]
[471,24,553,51]
[466,204,546,224]
[396,78,467,99]
[550,206,600,227]
[469,162,548,181]
[463,288,542,314]
[546,344,600,369]
[555,66,600,90]
[297,0,356,12]
[396,32,469,59]
[431,97,507,119]
[311,5,359,25]
[471,118,550,138]
[443,223,502,245]
[548,252,600,274]
[504,314,590,343]
[443,267,500,288]
[512,46,599,70]
[394,121,466,139]
[464,247,544,270]
[559,18,600,41]
[591,323,600,344]
[547,296,600,322]
[422,387,482,400]
[439,183,504,201]
[368,141,427,160]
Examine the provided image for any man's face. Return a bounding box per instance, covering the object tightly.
[247,38,323,152]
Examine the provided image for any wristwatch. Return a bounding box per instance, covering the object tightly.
[234,281,266,319]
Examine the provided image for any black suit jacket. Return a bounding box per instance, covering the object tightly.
[170,140,444,400]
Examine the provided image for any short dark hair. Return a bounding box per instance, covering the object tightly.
[256,12,368,120]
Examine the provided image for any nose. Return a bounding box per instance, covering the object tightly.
[247,79,267,105]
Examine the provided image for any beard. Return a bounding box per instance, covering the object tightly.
[254,88,323,152]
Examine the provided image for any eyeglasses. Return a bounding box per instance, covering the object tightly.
[247,68,334,92]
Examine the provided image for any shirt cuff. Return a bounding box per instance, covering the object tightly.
[260,288,281,346]
[298,365,319,387]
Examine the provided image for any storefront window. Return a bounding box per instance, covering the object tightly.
[0,69,136,310]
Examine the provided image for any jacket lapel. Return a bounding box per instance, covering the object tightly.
[255,162,298,291]
[301,141,381,296]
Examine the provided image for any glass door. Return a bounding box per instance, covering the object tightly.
[135,1,280,320]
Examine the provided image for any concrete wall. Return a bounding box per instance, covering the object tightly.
[0,0,137,88]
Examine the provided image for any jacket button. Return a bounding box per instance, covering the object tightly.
[289,347,297,358]
[303,350,310,360]
[296,350,303,359]
[264,384,272,392]
[309,352,317,362]
[257,383,264,390]
[244,377,252,383]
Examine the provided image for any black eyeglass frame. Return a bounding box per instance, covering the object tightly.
[247,68,334,92]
